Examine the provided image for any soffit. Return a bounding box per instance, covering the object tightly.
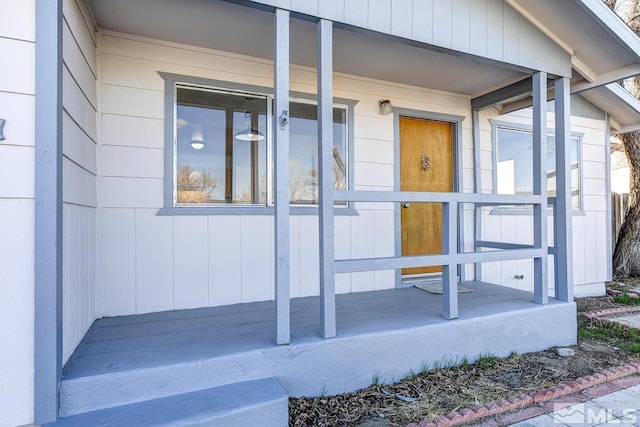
[580,84,640,133]
[88,0,526,96]
[510,0,640,81]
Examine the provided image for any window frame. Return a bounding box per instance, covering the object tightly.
[157,73,358,216]
[490,119,584,214]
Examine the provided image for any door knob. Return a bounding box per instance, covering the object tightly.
[402,202,410,208]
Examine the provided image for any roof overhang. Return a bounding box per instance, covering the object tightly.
[508,0,640,89]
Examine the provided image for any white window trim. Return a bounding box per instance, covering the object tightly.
[157,72,358,216]
[489,119,584,215]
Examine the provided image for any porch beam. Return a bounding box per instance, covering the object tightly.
[333,190,544,205]
[34,0,63,423]
[318,19,336,339]
[554,77,574,302]
[333,248,547,274]
[471,77,533,111]
[442,202,458,320]
[274,8,290,345]
[532,72,549,305]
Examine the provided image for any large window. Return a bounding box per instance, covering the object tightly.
[172,83,349,207]
[496,126,581,209]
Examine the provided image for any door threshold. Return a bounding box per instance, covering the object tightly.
[400,273,460,288]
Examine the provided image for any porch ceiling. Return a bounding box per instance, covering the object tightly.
[88,0,526,96]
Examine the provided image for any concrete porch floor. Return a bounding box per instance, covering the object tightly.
[59,282,577,416]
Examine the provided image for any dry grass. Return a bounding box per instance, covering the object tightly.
[289,284,640,427]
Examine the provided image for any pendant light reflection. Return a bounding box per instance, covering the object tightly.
[189,125,205,150]
[235,111,265,142]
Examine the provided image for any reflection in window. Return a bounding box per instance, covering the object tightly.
[174,86,349,207]
[176,87,267,205]
[289,101,347,204]
[496,127,580,208]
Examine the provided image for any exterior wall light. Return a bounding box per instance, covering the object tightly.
[379,99,393,115]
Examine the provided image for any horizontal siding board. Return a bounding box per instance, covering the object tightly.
[63,0,97,74]
[63,67,97,138]
[63,21,97,109]
[101,146,163,179]
[0,38,35,94]
[0,92,34,147]
[102,114,164,149]
[101,84,164,119]
[0,145,34,198]
[101,177,163,208]
[0,0,35,41]
[63,111,96,174]
[62,157,96,207]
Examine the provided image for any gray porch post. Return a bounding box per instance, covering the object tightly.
[554,77,574,302]
[34,0,63,422]
[318,18,336,339]
[532,72,549,304]
[442,201,459,319]
[274,8,291,345]
[472,110,482,281]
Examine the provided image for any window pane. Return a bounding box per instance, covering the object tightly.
[496,127,580,207]
[289,102,347,204]
[176,87,267,205]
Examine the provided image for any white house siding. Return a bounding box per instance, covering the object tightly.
[250,0,570,78]
[62,0,97,363]
[479,107,609,297]
[0,2,35,426]
[96,31,474,317]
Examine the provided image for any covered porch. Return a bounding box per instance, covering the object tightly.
[38,0,623,423]
[59,282,575,416]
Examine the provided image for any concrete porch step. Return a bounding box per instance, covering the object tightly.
[47,377,288,427]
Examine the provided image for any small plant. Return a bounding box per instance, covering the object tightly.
[460,357,470,368]
[579,327,614,340]
[477,354,497,370]
[407,368,418,381]
[615,294,640,306]
[624,342,640,353]
[371,370,381,386]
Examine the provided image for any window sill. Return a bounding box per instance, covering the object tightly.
[157,206,359,216]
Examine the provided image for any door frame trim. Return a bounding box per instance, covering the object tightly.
[393,108,466,288]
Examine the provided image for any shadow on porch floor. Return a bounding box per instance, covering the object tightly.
[63,282,558,380]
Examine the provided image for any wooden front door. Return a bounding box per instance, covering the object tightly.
[400,117,454,275]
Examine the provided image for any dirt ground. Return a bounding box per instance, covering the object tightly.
[288,284,640,427]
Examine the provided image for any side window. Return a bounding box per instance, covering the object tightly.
[163,77,353,210]
[175,86,268,205]
[496,126,580,209]
[289,101,348,204]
